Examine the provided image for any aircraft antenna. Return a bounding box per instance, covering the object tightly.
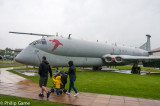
[115,42,117,46]
[56,32,58,37]
[68,34,72,39]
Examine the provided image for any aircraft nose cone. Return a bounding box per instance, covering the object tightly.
[15,53,24,63]
[15,46,40,66]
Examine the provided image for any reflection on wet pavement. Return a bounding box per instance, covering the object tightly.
[0,67,160,106]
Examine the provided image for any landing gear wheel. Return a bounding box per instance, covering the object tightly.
[93,67,102,71]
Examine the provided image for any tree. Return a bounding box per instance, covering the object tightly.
[0,48,13,56]
[5,48,13,56]
[0,49,5,55]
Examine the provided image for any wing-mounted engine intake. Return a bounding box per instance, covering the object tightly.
[103,55,160,64]
[115,56,123,63]
[103,55,116,63]
[103,55,124,63]
[102,55,129,66]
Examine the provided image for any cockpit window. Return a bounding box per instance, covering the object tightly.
[29,39,47,45]
[29,40,41,45]
[41,39,47,45]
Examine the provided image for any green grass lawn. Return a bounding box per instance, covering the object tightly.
[0,95,68,106]
[75,72,160,99]
[7,68,160,100]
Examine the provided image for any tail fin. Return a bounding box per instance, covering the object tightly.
[139,35,151,51]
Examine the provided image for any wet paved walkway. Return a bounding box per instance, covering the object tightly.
[0,68,160,106]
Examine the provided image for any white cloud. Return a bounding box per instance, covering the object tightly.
[0,0,160,49]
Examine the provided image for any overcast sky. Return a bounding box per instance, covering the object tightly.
[0,0,160,50]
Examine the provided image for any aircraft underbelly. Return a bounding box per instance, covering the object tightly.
[25,47,104,67]
[49,55,104,67]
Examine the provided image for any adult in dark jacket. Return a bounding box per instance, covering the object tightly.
[38,56,52,98]
[66,61,79,96]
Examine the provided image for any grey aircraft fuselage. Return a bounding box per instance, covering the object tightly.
[15,36,149,67]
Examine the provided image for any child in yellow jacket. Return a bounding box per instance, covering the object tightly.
[52,76,62,96]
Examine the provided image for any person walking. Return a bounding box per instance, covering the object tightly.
[66,61,79,96]
[38,56,52,98]
[52,76,62,96]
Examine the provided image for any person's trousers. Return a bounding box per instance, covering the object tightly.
[56,88,60,96]
[68,77,78,93]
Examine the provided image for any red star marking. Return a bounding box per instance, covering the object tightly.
[49,39,63,51]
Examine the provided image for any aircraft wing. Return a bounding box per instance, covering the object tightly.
[116,55,160,62]
[103,55,160,67]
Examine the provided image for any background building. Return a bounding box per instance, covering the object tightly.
[13,49,23,59]
[150,48,160,56]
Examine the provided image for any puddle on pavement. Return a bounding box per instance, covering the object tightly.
[15,70,38,76]
[22,72,37,76]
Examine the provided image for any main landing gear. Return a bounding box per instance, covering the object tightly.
[93,66,102,71]
[131,64,141,74]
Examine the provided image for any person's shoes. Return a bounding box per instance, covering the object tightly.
[57,95,59,96]
[39,93,44,97]
[74,93,79,96]
[66,92,70,95]
[47,91,51,98]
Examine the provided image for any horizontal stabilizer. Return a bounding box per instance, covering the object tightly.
[9,31,54,37]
